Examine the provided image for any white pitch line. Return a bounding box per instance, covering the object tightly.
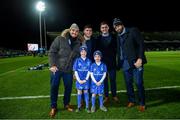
[0,67,26,77]
[0,85,180,100]
[0,60,48,76]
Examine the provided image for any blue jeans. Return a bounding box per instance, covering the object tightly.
[104,69,117,97]
[50,71,73,108]
[123,67,145,106]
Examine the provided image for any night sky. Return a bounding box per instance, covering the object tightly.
[0,0,180,50]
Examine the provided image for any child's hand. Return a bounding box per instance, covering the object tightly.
[79,80,86,84]
[96,82,101,86]
[79,80,84,84]
[82,80,87,83]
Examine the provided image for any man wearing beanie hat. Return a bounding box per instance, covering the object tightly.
[113,18,123,28]
[95,21,119,104]
[113,18,147,112]
[70,23,79,31]
[48,23,84,117]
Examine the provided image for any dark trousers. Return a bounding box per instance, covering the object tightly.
[123,67,145,106]
[50,71,73,108]
[104,69,117,97]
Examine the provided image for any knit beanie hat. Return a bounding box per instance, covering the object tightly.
[113,18,123,28]
[70,23,79,30]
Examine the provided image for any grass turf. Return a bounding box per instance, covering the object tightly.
[0,51,180,119]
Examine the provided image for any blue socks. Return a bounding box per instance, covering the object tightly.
[91,96,96,107]
[84,92,89,108]
[77,94,82,108]
[91,95,103,108]
[99,95,103,108]
[78,92,89,109]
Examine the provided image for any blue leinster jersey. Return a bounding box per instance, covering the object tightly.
[90,62,107,82]
[90,62,107,94]
[73,57,91,90]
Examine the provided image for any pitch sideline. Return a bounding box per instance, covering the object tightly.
[0,85,180,100]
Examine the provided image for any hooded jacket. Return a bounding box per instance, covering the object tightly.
[49,29,84,72]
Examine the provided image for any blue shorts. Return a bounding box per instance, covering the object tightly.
[76,80,90,90]
[90,84,104,94]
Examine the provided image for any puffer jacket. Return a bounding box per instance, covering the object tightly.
[49,29,84,72]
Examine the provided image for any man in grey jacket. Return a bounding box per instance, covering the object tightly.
[48,23,84,117]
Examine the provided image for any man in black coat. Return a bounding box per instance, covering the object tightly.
[82,24,96,61]
[113,18,147,112]
[96,21,119,104]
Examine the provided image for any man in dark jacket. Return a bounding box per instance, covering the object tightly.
[113,18,147,112]
[96,21,119,104]
[48,23,83,117]
[82,24,96,61]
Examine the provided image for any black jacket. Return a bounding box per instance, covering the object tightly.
[95,33,117,70]
[117,27,147,69]
[82,37,96,61]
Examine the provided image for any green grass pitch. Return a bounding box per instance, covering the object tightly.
[0,51,180,119]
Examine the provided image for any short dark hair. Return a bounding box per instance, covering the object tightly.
[83,24,92,30]
[100,21,109,26]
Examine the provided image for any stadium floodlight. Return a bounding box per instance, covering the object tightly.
[36,1,45,12]
[36,1,45,51]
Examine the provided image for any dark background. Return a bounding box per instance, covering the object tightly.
[0,0,180,50]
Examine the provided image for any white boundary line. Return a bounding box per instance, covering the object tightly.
[0,85,180,100]
[0,60,48,76]
[0,67,26,76]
